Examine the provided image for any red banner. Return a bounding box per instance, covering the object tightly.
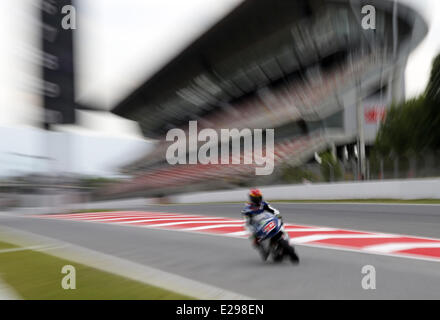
[364,105,386,123]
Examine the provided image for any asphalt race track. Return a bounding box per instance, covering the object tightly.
[1,202,440,299]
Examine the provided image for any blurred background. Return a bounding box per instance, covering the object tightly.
[1,0,439,210]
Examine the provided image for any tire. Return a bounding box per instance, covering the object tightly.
[279,239,299,264]
[272,248,284,263]
[256,245,269,262]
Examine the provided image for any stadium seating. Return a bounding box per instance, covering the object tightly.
[104,132,326,196]
[106,51,385,196]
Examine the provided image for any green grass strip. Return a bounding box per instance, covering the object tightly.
[0,240,192,300]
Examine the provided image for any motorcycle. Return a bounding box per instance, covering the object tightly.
[251,212,299,263]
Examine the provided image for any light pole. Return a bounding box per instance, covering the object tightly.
[356,79,366,180]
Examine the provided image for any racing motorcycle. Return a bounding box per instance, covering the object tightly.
[251,212,299,263]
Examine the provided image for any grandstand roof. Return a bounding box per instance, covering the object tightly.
[111,0,426,139]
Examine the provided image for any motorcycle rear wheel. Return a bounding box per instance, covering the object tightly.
[279,239,299,264]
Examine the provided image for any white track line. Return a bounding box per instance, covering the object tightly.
[0,244,55,254]
[363,242,440,253]
[51,213,185,220]
[145,220,244,228]
[116,217,233,225]
[71,215,159,221]
[0,276,21,300]
[225,231,249,237]
[184,224,245,231]
[39,215,199,223]
[290,234,399,244]
[82,216,214,223]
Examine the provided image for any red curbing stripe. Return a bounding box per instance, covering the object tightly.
[31,211,440,262]
[397,247,440,258]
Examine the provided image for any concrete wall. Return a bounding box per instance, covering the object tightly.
[173,178,440,203]
[7,178,440,215]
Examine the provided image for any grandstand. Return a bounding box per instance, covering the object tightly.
[103,0,427,199]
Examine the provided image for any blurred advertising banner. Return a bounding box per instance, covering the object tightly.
[41,0,76,125]
[364,105,387,123]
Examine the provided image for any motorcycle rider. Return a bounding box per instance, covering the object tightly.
[241,188,282,260]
